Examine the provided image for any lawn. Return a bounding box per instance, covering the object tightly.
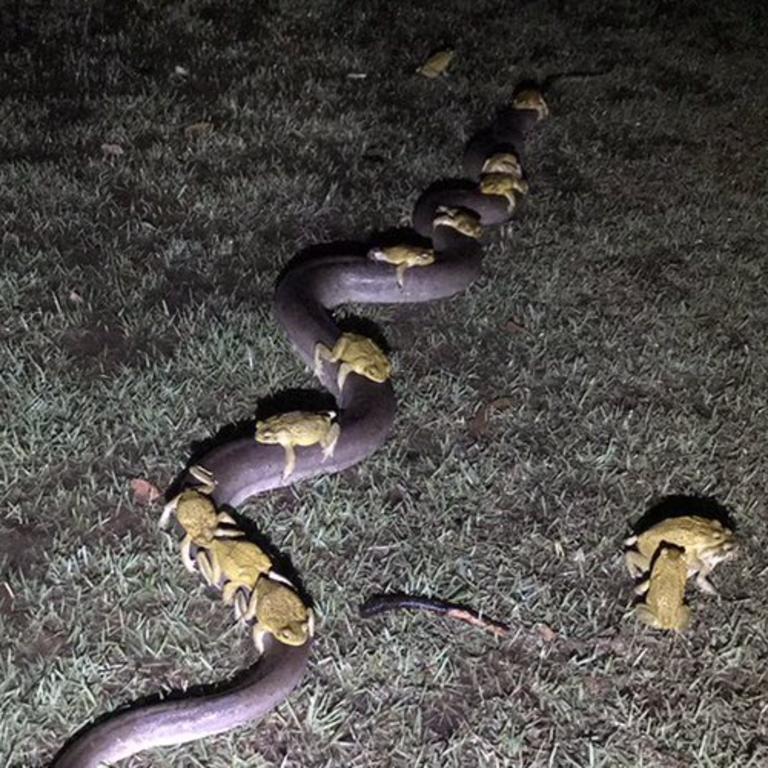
[2,1,767,766]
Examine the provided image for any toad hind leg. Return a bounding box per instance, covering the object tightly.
[634,577,651,596]
[212,511,245,538]
[624,550,650,579]
[196,550,221,587]
[336,362,353,393]
[320,423,341,461]
[395,263,408,289]
[180,534,197,573]
[313,342,334,378]
[253,624,268,655]
[158,497,179,530]
[189,464,216,494]
[690,558,718,595]
[242,583,261,623]
[222,580,249,606]
[634,604,662,629]
[232,589,250,623]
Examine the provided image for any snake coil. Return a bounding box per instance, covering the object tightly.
[50,86,548,767]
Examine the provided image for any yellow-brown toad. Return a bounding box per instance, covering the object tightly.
[255,410,341,480]
[368,244,436,288]
[195,537,273,605]
[432,206,483,239]
[314,332,392,392]
[634,544,691,631]
[159,465,242,572]
[481,152,529,195]
[624,515,737,595]
[513,89,549,120]
[479,172,526,214]
[239,573,314,652]
[416,49,455,79]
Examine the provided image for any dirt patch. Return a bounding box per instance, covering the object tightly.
[101,506,149,543]
[0,522,50,576]
[60,325,130,365]
[405,427,440,461]
[423,703,465,741]
[16,623,73,662]
[59,323,176,372]
[142,265,215,315]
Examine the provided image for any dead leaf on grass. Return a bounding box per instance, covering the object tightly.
[417,48,455,78]
[184,121,214,139]
[536,623,558,643]
[101,142,124,158]
[504,317,530,334]
[68,289,84,304]
[468,406,490,438]
[130,478,162,505]
[468,396,516,438]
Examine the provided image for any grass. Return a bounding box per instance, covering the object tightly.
[2,0,768,766]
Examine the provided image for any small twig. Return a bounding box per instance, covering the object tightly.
[359,593,511,638]
[542,67,615,89]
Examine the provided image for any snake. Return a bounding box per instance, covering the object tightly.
[49,86,547,767]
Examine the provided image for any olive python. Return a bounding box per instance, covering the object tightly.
[50,86,548,767]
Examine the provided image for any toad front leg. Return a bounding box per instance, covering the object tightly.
[624,548,651,579]
[314,344,355,392]
[687,556,719,595]
[279,441,298,481]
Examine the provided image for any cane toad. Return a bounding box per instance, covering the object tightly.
[255,410,341,480]
[634,544,691,631]
[625,515,737,595]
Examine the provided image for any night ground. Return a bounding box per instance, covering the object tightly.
[1,1,767,766]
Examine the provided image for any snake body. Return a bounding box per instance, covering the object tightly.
[50,89,546,767]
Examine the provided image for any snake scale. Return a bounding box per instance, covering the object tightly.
[50,85,548,767]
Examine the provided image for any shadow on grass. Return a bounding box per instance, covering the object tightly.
[629,493,737,535]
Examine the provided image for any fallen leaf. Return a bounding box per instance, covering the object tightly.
[584,674,611,696]
[468,397,515,439]
[131,478,162,505]
[68,290,84,304]
[467,405,490,439]
[101,142,124,158]
[417,48,455,78]
[536,623,558,643]
[184,121,214,139]
[174,65,190,77]
[504,317,530,334]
